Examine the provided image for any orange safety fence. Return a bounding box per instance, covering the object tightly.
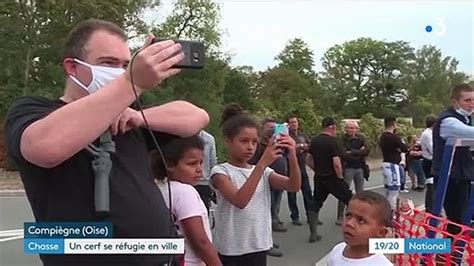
[391,208,474,266]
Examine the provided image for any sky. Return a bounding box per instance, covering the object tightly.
[151,0,473,75]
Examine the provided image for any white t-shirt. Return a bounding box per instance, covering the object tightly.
[210,163,274,256]
[159,181,212,266]
[420,127,433,160]
[327,242,393,266]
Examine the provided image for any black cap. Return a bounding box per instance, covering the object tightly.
[322,117,336,128]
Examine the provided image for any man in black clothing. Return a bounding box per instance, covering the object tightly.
[379,117,409,209]
[306,117,352,243]
[4,19,209,266]
[287,115,312,226]
[336,120,370,225]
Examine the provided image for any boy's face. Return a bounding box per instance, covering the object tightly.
[342,199,388,247]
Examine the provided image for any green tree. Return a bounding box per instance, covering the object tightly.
[321,38,415,118]
[222,66,257,111]
[152,0,221,50]
[275,38,316,77]
[358,113,384,157]
[401,45,469,126]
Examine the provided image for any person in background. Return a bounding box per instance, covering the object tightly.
[420,115,436,213]
[287,114,312,226]
[306,117,353,242]
[405,135,418,190]
[336,120,370,226]
[407,135,426,191]
[398,136,410,194]
[196,130,218,212]
[379,117,409,208]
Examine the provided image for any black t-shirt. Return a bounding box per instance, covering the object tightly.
[5,96,175,266]
[341,136,365,169]
[309,133,341,177]
[379,132,409,164]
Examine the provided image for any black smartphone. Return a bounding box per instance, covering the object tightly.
[152,38,205,69]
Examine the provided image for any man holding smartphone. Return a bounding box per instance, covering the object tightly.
[5,19,209,266]
[287,115,312,226]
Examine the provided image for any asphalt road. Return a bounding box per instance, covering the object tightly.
[0,169,426,266]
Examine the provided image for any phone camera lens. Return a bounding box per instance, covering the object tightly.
[193,51,200,62]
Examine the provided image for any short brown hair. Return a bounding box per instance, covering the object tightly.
[63,19,127,60]
[425,115,437,128]
[450,84,473,100]
[351,191,393,227]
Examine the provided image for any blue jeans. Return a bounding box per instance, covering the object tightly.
[410,159,426,188]
[399,165,406,190]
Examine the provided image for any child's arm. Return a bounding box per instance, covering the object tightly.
[212,141,281,209]
[181,216,221,266]
[269,135,301,192]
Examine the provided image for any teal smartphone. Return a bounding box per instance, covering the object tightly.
[273,123,289,156]
[273,123,289,136]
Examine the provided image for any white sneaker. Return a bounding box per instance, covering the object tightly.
[400,189,410,193]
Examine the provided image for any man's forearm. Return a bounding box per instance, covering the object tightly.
[334,165,343,178]
[143,101,209,137]
[21,75,139,167]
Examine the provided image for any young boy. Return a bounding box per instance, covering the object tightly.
[327,191,393,265]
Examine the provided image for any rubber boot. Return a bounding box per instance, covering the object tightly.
[307,211,322,243]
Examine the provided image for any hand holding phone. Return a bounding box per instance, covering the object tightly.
[152,38,205,69]
[273,123,289,156]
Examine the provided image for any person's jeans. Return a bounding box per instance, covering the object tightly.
[410,159,426,188]
[422,159,434,213]
[337,168,364,219]
[399,165,406,190]
[271,188,283,222]
[288,161,312,220]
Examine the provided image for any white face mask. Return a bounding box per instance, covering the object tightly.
[69,59,125,94]
[456,107,473,117]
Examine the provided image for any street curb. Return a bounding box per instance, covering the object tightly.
[0,190,26,197]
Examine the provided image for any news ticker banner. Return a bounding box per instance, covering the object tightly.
[23,222,184,255]
[369,238,452,254]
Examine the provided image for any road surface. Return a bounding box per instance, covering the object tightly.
[0,169,425,266]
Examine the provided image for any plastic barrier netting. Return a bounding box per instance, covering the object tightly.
[391,208,474,266]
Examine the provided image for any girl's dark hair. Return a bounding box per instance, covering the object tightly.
[220,103,259,139]
[150,135,204,180]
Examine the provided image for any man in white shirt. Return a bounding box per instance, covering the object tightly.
[420,115,436,213]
